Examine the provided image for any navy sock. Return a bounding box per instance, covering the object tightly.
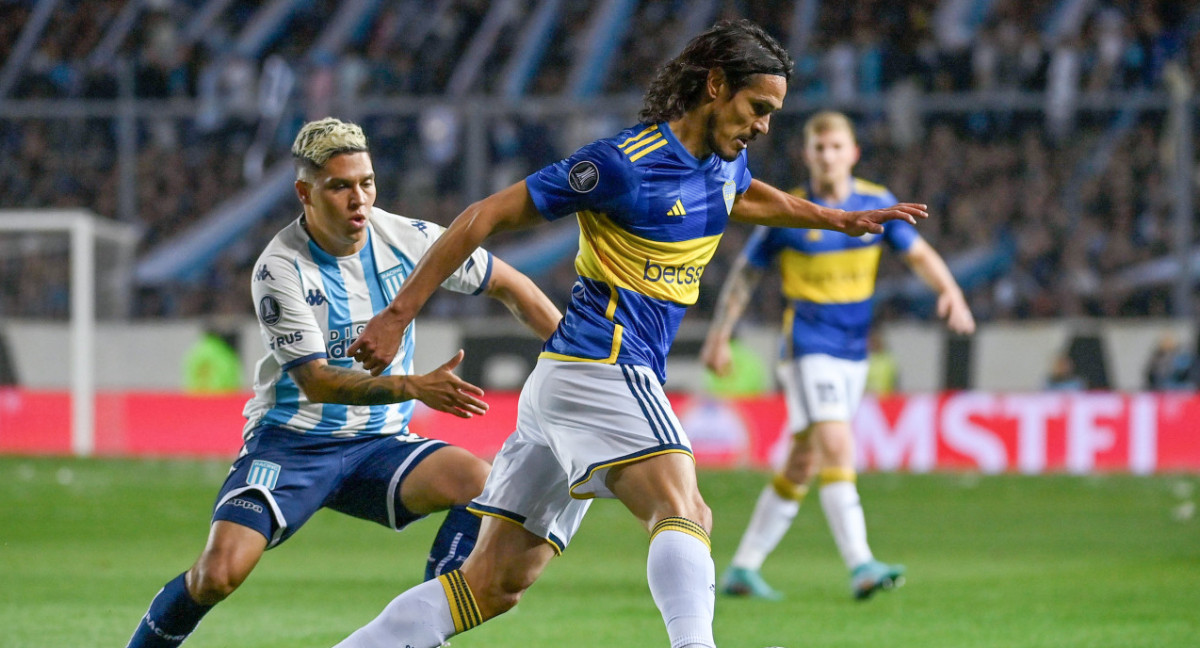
[126,572,213,648]
[425,506,480,581]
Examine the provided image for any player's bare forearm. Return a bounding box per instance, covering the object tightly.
[289,359,411,405]
[706,258,761,344]
[485,258,563,341]
[905,239,976,334]
[732,179,927,236]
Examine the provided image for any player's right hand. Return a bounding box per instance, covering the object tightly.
[409,350,488,418]
[350,309,411,375]
[701,338,734,377]
[841,203,928,236]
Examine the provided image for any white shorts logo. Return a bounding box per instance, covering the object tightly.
[247,460,281,490]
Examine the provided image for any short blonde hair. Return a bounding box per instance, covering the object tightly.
[803,111,856,144]
[291,117,368,177]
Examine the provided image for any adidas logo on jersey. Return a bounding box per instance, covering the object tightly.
[667,198,686,217]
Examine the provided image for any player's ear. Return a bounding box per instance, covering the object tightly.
[706,68,728,101]
[295,179,312,205]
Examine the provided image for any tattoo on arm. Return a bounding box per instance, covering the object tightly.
[291,361,409,405]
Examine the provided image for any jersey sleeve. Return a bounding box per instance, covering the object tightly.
[251,254,327,371]
[525,140,637,221]
[741,225,778,269]
[734,151,752,193]
[879,189,920,252]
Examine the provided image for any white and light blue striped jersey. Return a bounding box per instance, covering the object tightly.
[242,207,494,440]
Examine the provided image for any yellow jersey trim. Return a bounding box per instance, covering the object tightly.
[623,131,664,154]
[617,124,659,149]
[629,138,668,162]
[853,178,890,197]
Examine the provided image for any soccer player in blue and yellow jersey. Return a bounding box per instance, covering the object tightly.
[702,111,975,602]
[335,22,927,648]
[124,118,561,648]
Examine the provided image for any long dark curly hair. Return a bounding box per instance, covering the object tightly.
[639,19,793,124]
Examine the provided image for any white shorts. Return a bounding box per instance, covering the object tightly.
[777,353,868,433]
[469,358,693,552]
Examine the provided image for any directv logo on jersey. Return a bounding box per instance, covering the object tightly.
[254,264,275,282]
[327,324,367,359]
[305,289,326,306]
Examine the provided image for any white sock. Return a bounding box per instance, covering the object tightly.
[730,485,801,571]
[647,519,716,648]
[334,571,478,648]
[819,479,873,570]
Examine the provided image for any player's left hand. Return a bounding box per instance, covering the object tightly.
[938,291,976,335]
[349,310,411,376]
[840,203,928,236]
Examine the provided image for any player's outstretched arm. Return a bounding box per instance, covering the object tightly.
[350,181,545,375]
[731,179,927,236]
[483,257,563,341]
[904,238,976,335]
[701,254,763,376]
[288,351,488,418]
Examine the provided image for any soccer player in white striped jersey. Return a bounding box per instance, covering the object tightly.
[124,118,561,648]
[702,111,975,601]
[333,21,927,648]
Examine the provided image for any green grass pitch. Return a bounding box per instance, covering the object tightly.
[1,457,1197,647]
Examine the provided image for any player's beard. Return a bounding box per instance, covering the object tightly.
[705,113,740,162]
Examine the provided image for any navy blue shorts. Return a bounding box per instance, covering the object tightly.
[211,426,446,548]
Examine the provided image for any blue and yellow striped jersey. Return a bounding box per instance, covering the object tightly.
[743,179,919,361]
[526,122,752,383]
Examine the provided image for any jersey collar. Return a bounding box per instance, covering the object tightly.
[658,121,714,170]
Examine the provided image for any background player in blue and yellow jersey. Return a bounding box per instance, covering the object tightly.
[702,111,975,602]
[124,118,562,648]
[334,22,927,648]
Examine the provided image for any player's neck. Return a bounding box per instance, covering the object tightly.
[666,115,710,160]
[811,176,853,204]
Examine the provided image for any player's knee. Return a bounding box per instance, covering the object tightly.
[445,457,489,505]
[189,554,251,605]
[474,569,535,618]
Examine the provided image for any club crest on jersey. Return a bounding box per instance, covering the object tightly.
[247,460,281,490]
[568,160,599,193]
[722,180,735,215]
[380,264,410,302]
[258,295,281,325]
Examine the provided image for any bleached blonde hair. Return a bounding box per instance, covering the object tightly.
[803,110,857,144]
[291,117,368,178]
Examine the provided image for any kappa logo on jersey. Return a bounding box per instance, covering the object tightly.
[305,289,326,306]
[568,160,599,193]
[667,198,687,217]
[246,460,281,490]
[258,295,281,325]
[410,220,429,237]
[254,264,275,282]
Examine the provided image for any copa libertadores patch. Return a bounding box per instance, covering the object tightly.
[568,160,599,193]
[259,295,281,325]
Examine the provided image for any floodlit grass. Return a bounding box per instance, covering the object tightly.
[1,457,1197,647]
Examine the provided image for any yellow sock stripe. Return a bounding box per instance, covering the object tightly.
[818,467,857,486]
[771,474,809,502]
[650,516,711,551]
[437,570,482,633]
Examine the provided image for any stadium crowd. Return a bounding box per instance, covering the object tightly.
[1,0,1198,324]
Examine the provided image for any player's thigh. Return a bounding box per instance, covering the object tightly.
[212,427,349,548]
[810,419,856,468]
[398,444,490,515]
[606,452,710,532]
[325,436,449,531]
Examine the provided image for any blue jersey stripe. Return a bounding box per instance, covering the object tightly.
[358,234,391,431]
[309,241,350,433]
[261,372,301,429]
[621,364,665,444]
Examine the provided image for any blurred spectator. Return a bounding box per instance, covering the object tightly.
[1144,333,1195,391]
[1045,352,1087,391]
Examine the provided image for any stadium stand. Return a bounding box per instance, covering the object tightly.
[1,0,1198,325]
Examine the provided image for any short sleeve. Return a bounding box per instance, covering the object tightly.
[525,140,637,221]
[400,218,495,296]
[742,225,778,269]
[879,188,919,253]
[250,255,327,371]
[734,151,752,194]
